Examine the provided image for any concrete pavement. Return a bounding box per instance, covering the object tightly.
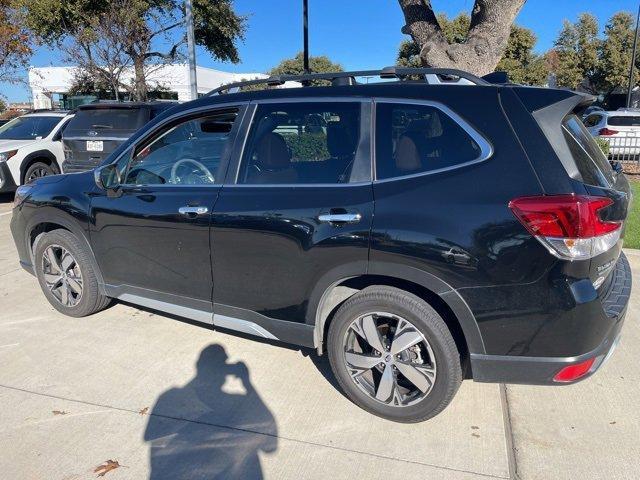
[0,195,638,479]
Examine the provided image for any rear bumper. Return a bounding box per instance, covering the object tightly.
[470,252,631,385]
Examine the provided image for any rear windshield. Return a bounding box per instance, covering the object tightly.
[562,114,614,187]
[66,108,147,132]
[0,116,61,140]
[608,116,640,127]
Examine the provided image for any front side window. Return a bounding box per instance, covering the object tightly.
[123,109,238,186]
[0,116,62,140]
[375,103,482,180]
[238,102,362,184]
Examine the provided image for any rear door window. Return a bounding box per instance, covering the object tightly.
[237,102,366,184]
[608,116,640,127]
[562,115,614,187]
[375,102,485,180]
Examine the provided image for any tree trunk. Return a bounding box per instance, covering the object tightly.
[398,0,526,76]
[132,55,147,101]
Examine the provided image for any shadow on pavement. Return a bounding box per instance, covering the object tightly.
[144,344,278,480]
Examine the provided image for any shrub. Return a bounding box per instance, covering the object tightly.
[282,132,329,161]
[595,137,610,156]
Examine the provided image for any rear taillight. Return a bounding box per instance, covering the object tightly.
[509,195,622,260]
[598,127,619,136]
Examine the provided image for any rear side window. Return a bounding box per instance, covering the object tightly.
[583,114,601,127]
[375,103,483,180]
[67,108,147,132]
[562,115,614,187]
[608,116,640,127]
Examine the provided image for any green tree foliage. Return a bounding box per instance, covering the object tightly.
[18,0,246,100]
[397,13,549,85]
[553,14,600,90]
[268,52,343,85]
[0,0,32,84]
[598,12,638,93]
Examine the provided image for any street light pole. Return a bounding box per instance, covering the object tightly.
[185,0,198,100]
[303,0,310,75]
[626,3,640,108]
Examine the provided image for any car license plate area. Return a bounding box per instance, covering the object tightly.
[86,140,103,152]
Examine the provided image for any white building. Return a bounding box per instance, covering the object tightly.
[28,64,266,109]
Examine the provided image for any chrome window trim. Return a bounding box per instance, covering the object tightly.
[233,97,372,186]
[372,97,494,183]
[109,101,248,189]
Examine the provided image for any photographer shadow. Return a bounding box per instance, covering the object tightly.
[144,344,277,480]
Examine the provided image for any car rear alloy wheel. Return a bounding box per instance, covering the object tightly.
[41,245,83,307]
[328,286,461,422]
[343,312,436,407]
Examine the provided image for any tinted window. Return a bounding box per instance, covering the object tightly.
[238,102,362,184]
[0,116,61,140]
[123,109,238,185]
[375,103,482,180]
[583,114,601,127]
[608,116,640,127]
[562,115,614,187]
[67,108,147,132]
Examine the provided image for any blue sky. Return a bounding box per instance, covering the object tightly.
[1,0,638,102]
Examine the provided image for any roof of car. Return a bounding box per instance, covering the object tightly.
[21,111,70,118]
[76,101,178,110]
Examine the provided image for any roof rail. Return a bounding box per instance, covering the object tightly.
[208,67,490,95]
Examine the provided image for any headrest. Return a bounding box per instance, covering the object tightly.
[327,123,356,157]
[254,133,291,170]
[405,115,443,137]
[394,135,422,173]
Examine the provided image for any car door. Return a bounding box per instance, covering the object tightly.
[210,99,374,344]
[90,104,246,321]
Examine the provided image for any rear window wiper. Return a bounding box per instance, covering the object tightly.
[91,124,113,129]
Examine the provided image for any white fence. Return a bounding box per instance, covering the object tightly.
[605,135,640,164]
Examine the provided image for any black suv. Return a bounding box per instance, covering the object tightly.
[10,68,633,422]
[62,102,177,173]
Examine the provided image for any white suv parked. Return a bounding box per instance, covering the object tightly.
[583,110,640,159]
[0,112,72,193]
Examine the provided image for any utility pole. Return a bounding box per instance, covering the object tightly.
[185,0,198,100]
[626,3,640,108]
[303,0,310,75]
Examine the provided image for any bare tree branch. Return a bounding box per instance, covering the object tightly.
[397,0,526,75]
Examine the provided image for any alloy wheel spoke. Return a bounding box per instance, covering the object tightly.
[345,351,381,370]
[61,252,74,272]
[45,247,62,274]
[66,275,82,294]
[44,272,62,286]
[390,330,423,356]
[395,362,435,393]
[375,364,396,402]
[358,315,385,353]
[59,283,70,306]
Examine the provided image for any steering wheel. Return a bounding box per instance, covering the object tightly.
[170,158,215,184]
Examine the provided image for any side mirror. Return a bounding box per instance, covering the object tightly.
[94,164,121,191]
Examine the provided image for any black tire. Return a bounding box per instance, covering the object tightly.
[24,161,58,184]
[34,229,111,317]
[327,286,462,423]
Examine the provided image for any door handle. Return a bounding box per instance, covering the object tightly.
[318,212,362,224]
[178,206,209,215]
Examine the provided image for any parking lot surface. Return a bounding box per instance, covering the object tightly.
[0,196,638,480]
